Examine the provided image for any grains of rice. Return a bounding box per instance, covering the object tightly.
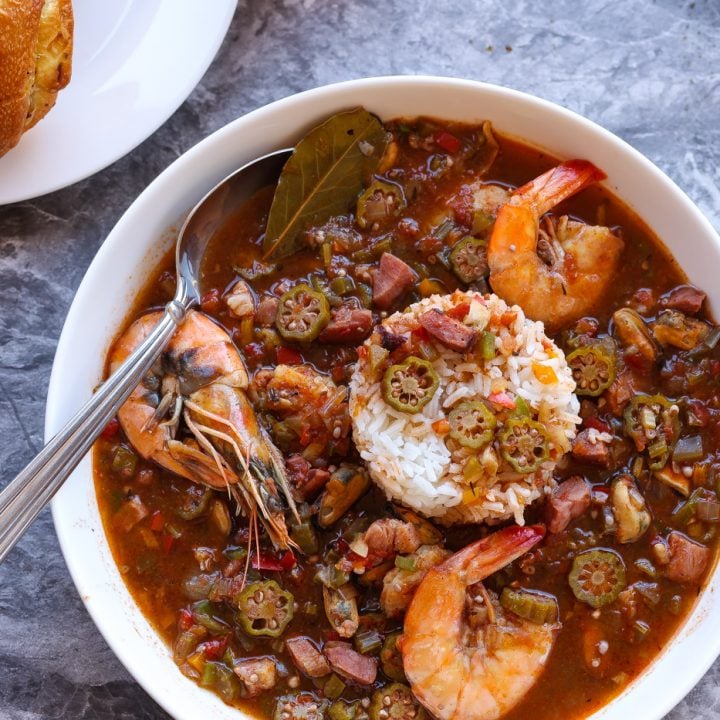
[349,290,580,525]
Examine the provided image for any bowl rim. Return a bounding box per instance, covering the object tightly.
[47,74,720,720]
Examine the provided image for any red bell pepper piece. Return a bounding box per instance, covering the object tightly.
[101,417,120,440]
[277,346,303,365]
[435,130,461,154]
[149,511,165,533]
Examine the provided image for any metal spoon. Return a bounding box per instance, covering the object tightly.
[0,148,292,564]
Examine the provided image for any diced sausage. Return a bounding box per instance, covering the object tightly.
[233,657,277,697]
[285,637,331,678]
[285,455,329,500]
[323,641,377,685]
[604,371,637,416]
[304,468,331,499]
[286,454,310,485]
[571,429,612,468]
[255,296,279,327]
[372,253,416,309]
[686,399,711,428]
[660,285,706,315]
[319,305,373,344]
[545,476,591,534]
[664,531,710,584]
[418,309,477,352]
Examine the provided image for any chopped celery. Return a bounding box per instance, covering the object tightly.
[394,555,417,572]
[354,629,383,655]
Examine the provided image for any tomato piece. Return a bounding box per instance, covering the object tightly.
[446,302,470,320]
[200,288,221,314]
[584,416,611,434]
[149,511,165,532]
[161,534,175,553]
[101,417,120,440]
[252,551,284,572]
[201,636,229,660]
[277,346,303,365]
[411,325,430,341]
[178,607,194,631]
[243,342,265,360]
[435,130,461,154]
[279,549,297,570]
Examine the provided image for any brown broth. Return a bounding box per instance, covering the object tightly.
[94,119,718,720]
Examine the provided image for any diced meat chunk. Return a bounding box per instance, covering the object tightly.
[604,370,638,417]
[285,455,330,500]
[233,657,277,697]
[378,325,407,352]
[323,641,377,685]
[113,495,149,533]
[319,305,373,344]
[664,531,710,584]
[660,285,706,315]
[285,637,331,678]
[571,429,612,467]
[545,476,591,534]
[363,519,422,563]
[418,309,477,352]
[255,296,279,327]
[372,253,416,309]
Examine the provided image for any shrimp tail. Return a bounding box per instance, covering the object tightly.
[514,160,606,216]
[441,524,545,585]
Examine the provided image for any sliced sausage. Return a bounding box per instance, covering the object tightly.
[319,305,373,344]
[659,285,706,315]
[285,637,331,678]
[323,641,378,685]
[255,296,280,327]
[419,309,477,352]
[571,429,612,467]
[664,531,710,584]
[545,476,591,534]
[372,253,416,309]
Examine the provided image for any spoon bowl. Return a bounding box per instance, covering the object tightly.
[0,148,291,564]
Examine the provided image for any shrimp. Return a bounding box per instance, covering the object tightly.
[487,160,624,333]
[110,310,298,549]
[402,525,557,720]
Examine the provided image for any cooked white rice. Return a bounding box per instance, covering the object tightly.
[349,290,581,525]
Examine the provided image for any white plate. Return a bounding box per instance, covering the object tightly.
[0,0,236,205]
[48,77,720,719]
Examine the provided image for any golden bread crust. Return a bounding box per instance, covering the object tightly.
[0,0,73,157]
[26,0,74,130]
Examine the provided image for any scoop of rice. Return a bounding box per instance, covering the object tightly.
[349,291,580,525]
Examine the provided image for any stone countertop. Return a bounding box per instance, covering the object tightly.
[1,0,720,717]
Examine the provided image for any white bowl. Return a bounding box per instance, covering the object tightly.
[48,76,720,720]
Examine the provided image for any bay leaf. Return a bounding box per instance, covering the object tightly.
[263,107,389,260]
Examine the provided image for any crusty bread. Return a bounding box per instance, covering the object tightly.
[0,0,73,157]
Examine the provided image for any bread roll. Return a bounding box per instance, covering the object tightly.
[0,0,73,157]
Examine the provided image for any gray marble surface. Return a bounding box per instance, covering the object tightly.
[1,0,720,717]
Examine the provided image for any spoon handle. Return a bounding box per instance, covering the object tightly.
[0,298,190,564]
